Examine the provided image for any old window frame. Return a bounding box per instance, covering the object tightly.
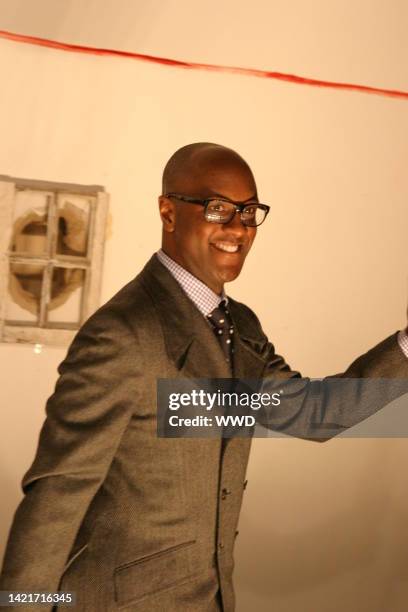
[0,176,109,346]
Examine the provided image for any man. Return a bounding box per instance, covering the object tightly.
[1,143,407,611]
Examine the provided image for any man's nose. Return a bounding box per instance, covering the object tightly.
[224,208,246,236]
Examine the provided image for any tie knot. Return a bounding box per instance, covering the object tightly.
[207,300,232,333]
[207,300,230,329]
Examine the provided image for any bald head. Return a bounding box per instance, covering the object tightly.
[161,142,257,197]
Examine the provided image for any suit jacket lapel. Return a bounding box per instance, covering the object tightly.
[139,255,231,378]
[219,299,267,452]
[228,300,266,380]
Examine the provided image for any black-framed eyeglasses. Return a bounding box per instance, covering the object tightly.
[164,193,270,227]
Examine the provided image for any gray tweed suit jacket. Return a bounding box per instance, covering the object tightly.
[1,254,407,611]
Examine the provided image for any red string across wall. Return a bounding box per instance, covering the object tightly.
[1,29,407,101]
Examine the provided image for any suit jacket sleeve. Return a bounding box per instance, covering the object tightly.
[0,307,141,595]
[242,307,408,439]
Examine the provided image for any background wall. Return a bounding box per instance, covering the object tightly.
[0,1,407,610]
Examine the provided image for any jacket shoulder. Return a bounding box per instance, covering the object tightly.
[66,275,156,358]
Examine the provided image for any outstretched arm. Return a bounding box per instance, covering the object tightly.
[245,304,408,439]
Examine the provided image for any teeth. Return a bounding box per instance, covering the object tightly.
[213,242,239,253]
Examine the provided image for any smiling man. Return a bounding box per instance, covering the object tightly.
[159,144,261,293]
[1,142,408,612]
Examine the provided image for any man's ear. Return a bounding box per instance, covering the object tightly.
[158,196,175,233]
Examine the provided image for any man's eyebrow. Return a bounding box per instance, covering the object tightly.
[208,191,258,202]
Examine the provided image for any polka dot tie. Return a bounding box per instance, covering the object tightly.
[207,300,234,367]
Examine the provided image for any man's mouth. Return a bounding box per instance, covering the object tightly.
[211,241,242,254]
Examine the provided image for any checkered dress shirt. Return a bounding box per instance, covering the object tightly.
[156,250,408,359]
[398,330,408,358]
[156,249,227,317]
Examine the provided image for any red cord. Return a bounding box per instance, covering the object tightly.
[1,29,407,100]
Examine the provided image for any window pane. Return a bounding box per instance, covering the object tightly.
[6,261,42,323]
[56,194,93,257]
[47,267,85,325]
[11,190,51,257]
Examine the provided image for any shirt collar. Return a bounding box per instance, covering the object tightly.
[156,249,227,317]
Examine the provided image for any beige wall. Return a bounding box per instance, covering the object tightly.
[0,1,408,610]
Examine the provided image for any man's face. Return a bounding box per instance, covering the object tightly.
[159,159,258,294]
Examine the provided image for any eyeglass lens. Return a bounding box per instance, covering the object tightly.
[205,200,267,226]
